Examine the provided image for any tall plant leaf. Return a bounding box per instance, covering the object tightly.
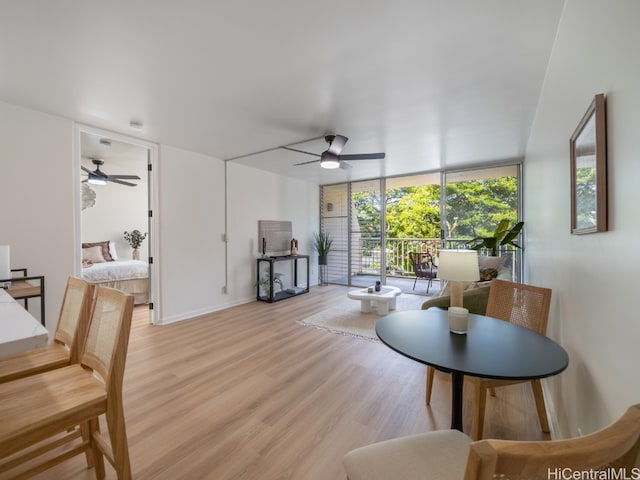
[500,221,524,248]
[466,220,523,256]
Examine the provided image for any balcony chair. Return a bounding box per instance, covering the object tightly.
[408,251,438,294]
[343,404,640,480]
[425,278,553,440]
[0,286,134,479]
[0,277,95,384]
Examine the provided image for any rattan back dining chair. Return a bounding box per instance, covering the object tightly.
[0,286,134,479]
[0,276,95,383]
[425,278,553,440]
[343,404,640,480]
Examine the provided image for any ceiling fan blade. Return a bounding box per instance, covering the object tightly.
[293,158,321,166]
[81,165,92,174]
[338,152,385,161]
[327,134,348,155]
[339,161,352,170]
[280,146,321,158]
[107,174,141,180]
[108,178,138,187]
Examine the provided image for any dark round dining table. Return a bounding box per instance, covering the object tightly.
[375,308,569,431]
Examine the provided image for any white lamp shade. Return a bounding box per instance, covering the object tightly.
[437,249,479,282]
[0,245,10,281]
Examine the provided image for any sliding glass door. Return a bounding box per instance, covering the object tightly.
[320,184,349,284]
[384,173,441,280]
[350,180,383,287]
[444,165,521,281]
[319,162,522,287]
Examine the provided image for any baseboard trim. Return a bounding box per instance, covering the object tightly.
[158,296,254,325]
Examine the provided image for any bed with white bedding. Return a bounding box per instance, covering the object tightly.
[81,241,149,304]
[82,260,149,304]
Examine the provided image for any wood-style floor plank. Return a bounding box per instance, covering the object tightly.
[21,285,549,480]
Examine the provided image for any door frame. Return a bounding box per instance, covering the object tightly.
[72,123,160,324]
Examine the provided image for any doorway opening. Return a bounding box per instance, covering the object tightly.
[74,124,159,324]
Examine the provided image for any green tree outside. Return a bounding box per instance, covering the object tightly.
[446,177,518,239]
[350,176,518,240]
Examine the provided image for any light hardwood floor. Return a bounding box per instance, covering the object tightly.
[29,285,549,480]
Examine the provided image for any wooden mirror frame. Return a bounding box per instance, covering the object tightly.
[570,93,607,234]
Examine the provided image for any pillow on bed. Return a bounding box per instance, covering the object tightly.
[109,241,118,260]
[82,245,106,263]
[82,241,113,262]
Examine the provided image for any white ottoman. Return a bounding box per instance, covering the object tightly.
[347,286,402,315]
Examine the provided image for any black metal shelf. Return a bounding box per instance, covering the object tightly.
[256,255,309,303]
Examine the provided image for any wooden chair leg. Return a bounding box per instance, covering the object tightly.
[531,379,550,433]
[472,382,488,441]
[79,422,95,468]
[106,397,132,480]
[425,366,435,405]
[89,417,106,479]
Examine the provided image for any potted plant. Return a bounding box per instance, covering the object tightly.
[313,231,332,265]
[124,229,148,260]
[466,219,524,256]
[257,272,284,300]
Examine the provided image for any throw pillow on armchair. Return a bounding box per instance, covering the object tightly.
[421,283,491,315]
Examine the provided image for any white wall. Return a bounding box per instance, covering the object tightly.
[0,101,75,330]
[524,0,640,437]
[156,147,319,323]
[0,100,320,332]
[157,145,227,323]
[226,162,319,302]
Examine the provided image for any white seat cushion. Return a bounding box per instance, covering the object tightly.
[343,429,472,480]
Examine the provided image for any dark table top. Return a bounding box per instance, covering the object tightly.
[375,309,569,380]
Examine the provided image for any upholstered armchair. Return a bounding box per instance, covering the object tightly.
[421,283,491,315]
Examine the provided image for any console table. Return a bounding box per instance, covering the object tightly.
[257,255,309,303]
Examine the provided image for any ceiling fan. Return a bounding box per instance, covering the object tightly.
[81,158,141,187]
[283,134,385,170]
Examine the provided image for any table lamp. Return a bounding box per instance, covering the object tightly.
[437,249,479,334]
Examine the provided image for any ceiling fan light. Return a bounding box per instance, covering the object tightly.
[320,152,340,169]
[87,176,107,186]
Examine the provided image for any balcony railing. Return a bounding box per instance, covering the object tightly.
[356,237,520,281]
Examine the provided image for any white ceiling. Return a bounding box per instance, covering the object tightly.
[0,1,564,184]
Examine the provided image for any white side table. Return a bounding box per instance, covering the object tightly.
[347,286,402,315]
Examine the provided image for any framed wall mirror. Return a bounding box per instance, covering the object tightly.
[570,93,607,234]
